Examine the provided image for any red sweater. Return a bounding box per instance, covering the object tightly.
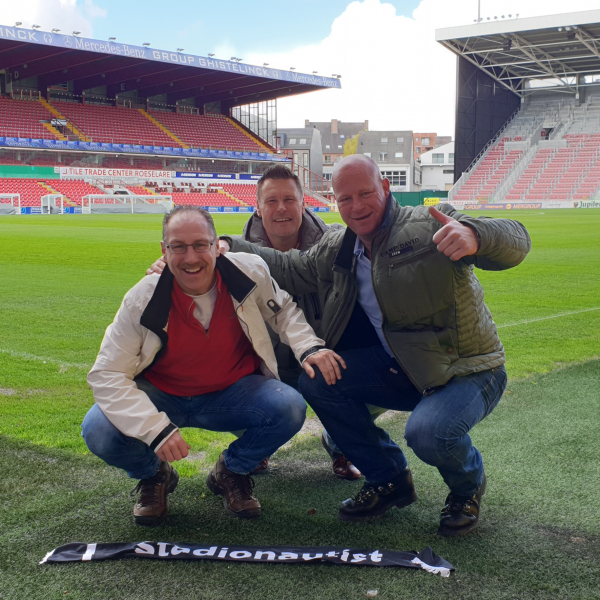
[144,273,260,396]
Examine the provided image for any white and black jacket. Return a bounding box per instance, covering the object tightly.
[87,253,325,450]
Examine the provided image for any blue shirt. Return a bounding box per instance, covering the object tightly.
[354,236,393,357]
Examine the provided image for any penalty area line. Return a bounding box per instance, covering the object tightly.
[0,348,90,370]
[497,307,600,329]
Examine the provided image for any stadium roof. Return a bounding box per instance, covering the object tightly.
[436,10,600,97]
[0,25,340,105]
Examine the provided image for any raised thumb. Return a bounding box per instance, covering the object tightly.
[429,205,454,225]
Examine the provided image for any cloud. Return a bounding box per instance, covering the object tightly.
[84,0,107,19]
[1,0,105,37]
[246,0,600,135]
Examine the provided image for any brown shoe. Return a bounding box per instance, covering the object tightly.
[322,433,362,480]
[206,453,262,519]
[131,460,179,526]
[252,457,270,474]
[438,472,487,537]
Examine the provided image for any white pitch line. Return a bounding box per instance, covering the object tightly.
[0,348,90,370]
[497,307,600,329]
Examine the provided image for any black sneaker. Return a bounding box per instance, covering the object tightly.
[438,472,487,537]
[338,468,417,522]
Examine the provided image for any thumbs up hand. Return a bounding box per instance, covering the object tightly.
[429,206,479,261]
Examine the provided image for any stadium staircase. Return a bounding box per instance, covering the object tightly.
[39,98,90,141]
[0,97,62,140]
[451,95,600,203]
[227,117,273,153]
[138,110,189,148]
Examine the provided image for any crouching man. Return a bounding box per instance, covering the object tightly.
[82,206,344,525]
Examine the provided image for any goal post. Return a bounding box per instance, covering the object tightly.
[41,194,63,214]
[0,194,20,208]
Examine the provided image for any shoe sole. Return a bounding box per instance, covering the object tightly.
[334,470,362,481]
[134,469,180,527]
[338,492,418,522]
[206,472,262,519]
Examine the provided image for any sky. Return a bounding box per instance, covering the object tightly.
[3,0,600,135]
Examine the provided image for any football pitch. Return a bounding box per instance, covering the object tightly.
[0,209,599,599]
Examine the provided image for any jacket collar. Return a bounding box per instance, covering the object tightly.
[140,255,257,337]
[333,193,397,271]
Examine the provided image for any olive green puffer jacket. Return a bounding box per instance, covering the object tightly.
[227,199,531,394]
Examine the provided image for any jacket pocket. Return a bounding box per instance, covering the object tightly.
[385,328,459,391]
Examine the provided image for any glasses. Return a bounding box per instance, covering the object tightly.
[165,241,216,254]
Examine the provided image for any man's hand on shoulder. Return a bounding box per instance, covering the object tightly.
[156,431,191,462]
[430,206,479,261]
[146,256,166,276]
[217,239,230,254]
[302,349,347,385]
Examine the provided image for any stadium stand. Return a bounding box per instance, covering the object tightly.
[52,102,180,147]
[46,180,105,206]
[0,97,61,140]
[0,178,49,206]
[451,94,600,202]
[150,111,267,152]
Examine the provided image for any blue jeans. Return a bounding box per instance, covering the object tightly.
[298,345,507,496]
[82,375,306,479]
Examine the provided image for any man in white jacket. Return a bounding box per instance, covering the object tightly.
[83,206,344,525]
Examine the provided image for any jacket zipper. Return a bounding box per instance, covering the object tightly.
[388,247,434,276]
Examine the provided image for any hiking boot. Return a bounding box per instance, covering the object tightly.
[322,433,361,480]
[438,472,487,537]
[131,460,179,526]
[206,453,262,519]
[252,456,270,474]
[338,468,418,522]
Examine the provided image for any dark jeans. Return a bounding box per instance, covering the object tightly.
[82,375,306,479]
[298,345,506,496]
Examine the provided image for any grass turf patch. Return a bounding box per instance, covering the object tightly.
[0,360,599,599]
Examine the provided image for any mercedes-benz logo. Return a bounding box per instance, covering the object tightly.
[271,70,280,79]
[63,36,73,47]
[43,34,53,44]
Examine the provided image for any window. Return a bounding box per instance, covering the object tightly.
[363,152,371,157]
[432,153,444,164]
[324,155,332,164]
[338,145,343,149]
[303,153,308,167]
[381,137,388,143]
[299,138,307,144]
[443,169,454,174]
[340,134,345,139]
[449,153,455,164]
[379,152,387,161]
[415,137,419,142]
[395,152,403,158]
[381,170,407,186]
[422,137,430,145]
[325,145,330,149]
[416,147,421,153]
[289,139,297,145]
[396,137,404,143]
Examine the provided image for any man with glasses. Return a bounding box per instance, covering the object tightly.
[83,206,345,525]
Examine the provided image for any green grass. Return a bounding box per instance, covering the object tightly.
[0,210,599,599]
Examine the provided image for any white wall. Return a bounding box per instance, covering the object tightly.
[421,142,454,191]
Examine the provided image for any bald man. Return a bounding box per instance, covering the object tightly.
[222,155,531,536]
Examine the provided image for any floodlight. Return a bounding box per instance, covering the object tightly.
[72,31,81,36]
[290,67,295,71]
[508,14,512,17]
[558,27,563,32]
[32,24,41,29]
[494,16,498,19]
[15,22,22,27]
[52,28,60,33]
[565,26,571,31]
[177,48,184,52]
[109,37,116,41]
[236,58,243,62]
[143,42,151,47]
[263,63,269,67]
[516,13,519,17]
[231,56,237,60]
[208,53,215,57]
[487,17,490,20]
[501,15,505,18]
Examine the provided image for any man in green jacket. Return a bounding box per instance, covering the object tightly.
[222,154,531,536]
